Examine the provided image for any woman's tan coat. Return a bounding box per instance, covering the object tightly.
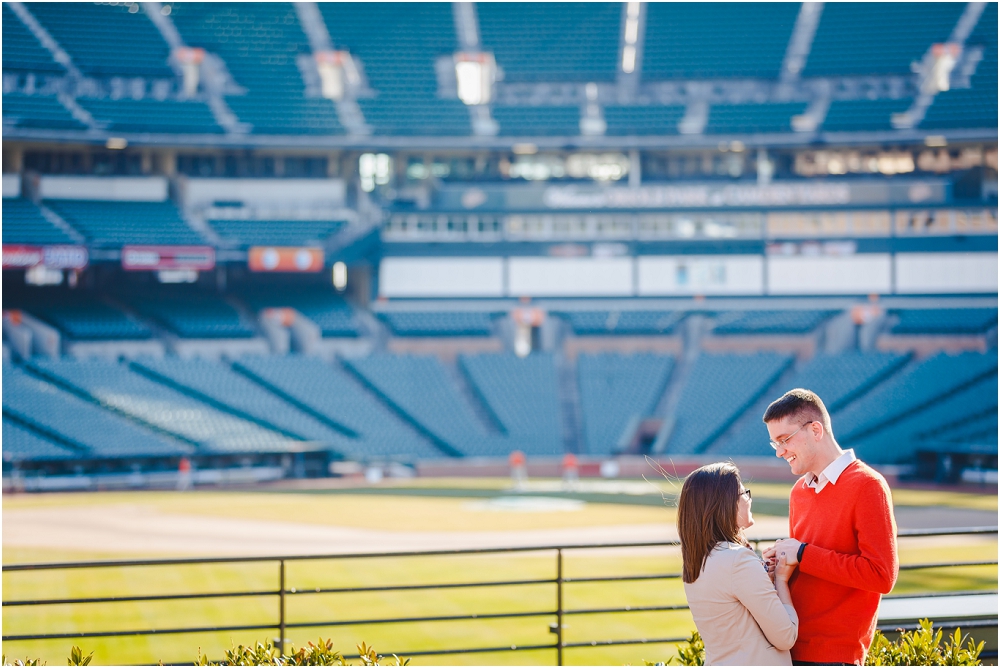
[683,542,799,666]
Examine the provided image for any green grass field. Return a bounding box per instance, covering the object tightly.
[2,482,996,666]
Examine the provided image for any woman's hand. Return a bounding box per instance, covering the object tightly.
[774,550,796,582]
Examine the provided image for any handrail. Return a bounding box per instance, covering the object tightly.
[2,527,996,664]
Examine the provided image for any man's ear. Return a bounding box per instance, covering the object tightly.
[810,420,825,440]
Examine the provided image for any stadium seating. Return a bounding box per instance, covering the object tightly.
[379,311,499,337]
[577,353,674,455]
[43,200,204,247]
[822,99,915,133]
[559,310,685,336]
[459,353,563,453]
[344,354,516,456]
[478,2,620,82]
[926,409,998,444]
[642,3,799,80]
[832,350,999,444]
[234,356,445,459]
[3,363,189,458]
[2,93,86,131]
[666,352,793,454]
[76,98,223,135]
[169,3,343,136]
[29,2,174,78]
[705,103,808,135]
[492,105,580,136]
[28,358,303,453]
[240,290,362,337]
[207,219,345,248]
[123,291,256,339]
[2,417,77,461]
[848,372,998,463]
[711,310,838,335]
[319,3,469,136]
[130,358,360,456]
[708,351,910,456]
[2,4,64,74]
[30,295,152,341]
[890,308,999,335]
[604,105,685,136]
[803,2,966,77]
[1,198,80,245]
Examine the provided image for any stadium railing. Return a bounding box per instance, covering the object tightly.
[2,527,996,665]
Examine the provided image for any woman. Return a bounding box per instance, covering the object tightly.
[677,462,798,666]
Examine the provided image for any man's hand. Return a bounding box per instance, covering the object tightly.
[763,538,804,566]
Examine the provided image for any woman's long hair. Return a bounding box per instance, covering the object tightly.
[677,462,747,583]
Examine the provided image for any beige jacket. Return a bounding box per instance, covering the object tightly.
[683,542,798,666]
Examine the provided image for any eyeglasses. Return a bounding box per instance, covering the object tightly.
[740,488,752,500]
[769,421,816,451]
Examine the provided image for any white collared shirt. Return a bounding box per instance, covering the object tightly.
[804,449,857,494]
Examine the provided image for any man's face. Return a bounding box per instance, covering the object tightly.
[766,416,819,476]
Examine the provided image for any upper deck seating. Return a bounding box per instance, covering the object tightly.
[320,2,469,135]
[832,351,998,443]
[2,4,65,74]
[43,200,204,247]
[344,354,516,456]
[207,219,346,248]
[708,351,909,456]
[2,93,86,131]
[131,358,359,456]
[379,311,499,337]
[1,198,79,245]
[77,98,224,135]
[666,352,793,454]
[170,3,343,135]
[4,363,189,457]
[234,356,445,459]
[29,2,173,78]
[577,353,674,455]
[478,2,620,82]
[705,102,808,135]
[890,308,999,335]
[2,417,78,461]
[28,358,303,453]
[492,106,581,136]
[711,310,837,335]
[803,2,966,77]
[643,3,799,80]
[822,98,915,132]
[559,310,685,336]
[604,105,685,136]
[459,352,563,454]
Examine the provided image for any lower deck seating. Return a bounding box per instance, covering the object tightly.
[705,103,807,135]
[43,200,205,246]
[890,308,998,335]
[242,290,361,337]
[3,418,78,461]
[379,311,499,337]
[31,295,151,340]
[560,310,684,336]
[604,105,685,136]
[127,291,256,339]
[3,363,189,458]
[492,106,580,136]
[1,198,79,244]
[78,98,224,135]
[712,310,838,335]
[667,352,793,454]
[28,358,301,453]
[578,353,674,455]
[2,93,85,131]
[207,219,346,248]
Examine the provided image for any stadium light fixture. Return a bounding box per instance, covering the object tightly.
[105,137,128,150]
[454,52,496,105]
[359,153,392,192]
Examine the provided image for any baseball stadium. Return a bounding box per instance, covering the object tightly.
[1,1,997,665]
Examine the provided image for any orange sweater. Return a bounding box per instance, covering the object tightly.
[788,460,898,665]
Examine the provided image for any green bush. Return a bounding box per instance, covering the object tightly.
[643,631,705,666]
[196,639,409,666]
[866,619,984,666]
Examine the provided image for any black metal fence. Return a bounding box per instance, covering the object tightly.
[3,527,997,665]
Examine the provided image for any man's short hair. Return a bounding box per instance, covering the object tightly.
[762,388,833,435]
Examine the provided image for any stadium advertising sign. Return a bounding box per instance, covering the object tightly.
[2,245,88,269]
[248,247,324,272]
[121,245,215,271]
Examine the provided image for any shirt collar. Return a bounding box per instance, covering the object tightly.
[804,449,856,493]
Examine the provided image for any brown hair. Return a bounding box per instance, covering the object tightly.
[677,462,747,583]
[762,387,833,436]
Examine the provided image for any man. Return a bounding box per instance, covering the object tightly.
[762,388,898,666]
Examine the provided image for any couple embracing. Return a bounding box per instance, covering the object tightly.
[677,389,899,666]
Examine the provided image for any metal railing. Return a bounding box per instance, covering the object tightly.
[3,527,997,665]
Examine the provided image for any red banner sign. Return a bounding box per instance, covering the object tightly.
[2,245,88,269]
[248,247,324,273]
[121,245,215,271]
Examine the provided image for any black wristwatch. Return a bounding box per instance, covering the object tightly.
[797,542,807,563]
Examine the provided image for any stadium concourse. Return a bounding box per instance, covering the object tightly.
[1,1,997,491]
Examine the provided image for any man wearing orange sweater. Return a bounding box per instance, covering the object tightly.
[762,388,898,666]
